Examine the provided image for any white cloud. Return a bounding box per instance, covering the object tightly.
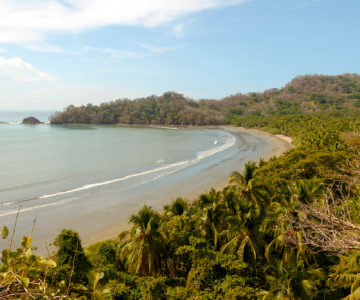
[138,43,185,54]
[26,44,64,53]
[0,0,247,45]
[86,43,184,63]
[0,56,54,82]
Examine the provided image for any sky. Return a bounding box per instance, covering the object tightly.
[0,0,359,110]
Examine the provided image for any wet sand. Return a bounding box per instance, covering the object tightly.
[85,126,293,246]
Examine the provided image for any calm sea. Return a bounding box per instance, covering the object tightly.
[0,110,54,123]
[0,110,273,252]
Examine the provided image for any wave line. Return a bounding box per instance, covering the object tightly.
[2,132,236,207]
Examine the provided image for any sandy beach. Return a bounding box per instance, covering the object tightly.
[84,126,293,246]
[226,126,293,153]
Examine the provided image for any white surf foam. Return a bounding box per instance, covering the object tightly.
[0,197,79,217]
[2,132,237,208]
[197,136,236,160]
[38,160,191,199]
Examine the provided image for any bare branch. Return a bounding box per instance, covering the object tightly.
[285,154,360,254]
[9,205,22,249]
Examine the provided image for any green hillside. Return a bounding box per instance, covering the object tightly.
[50,74,360,125]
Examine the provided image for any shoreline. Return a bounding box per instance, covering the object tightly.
[0,123,293,252]
[121,123,294,153]
[83,126,293,247]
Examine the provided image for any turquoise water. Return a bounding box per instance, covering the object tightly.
[0,111,275,252]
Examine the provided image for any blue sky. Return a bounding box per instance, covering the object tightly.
[0,0,359,109]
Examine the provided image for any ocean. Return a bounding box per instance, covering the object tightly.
[0,110,54,123]
[0,110,275,253]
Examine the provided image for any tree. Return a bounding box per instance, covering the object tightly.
[220,189,261,269]
[119,205,165,276]
[197,189,225,249]
[164,197,188,217]
[52,229,92,283]
[260,251,325,299]
[229,161,268,216]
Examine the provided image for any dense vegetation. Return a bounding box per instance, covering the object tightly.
[1,74,360,299]
[50,74,360,125]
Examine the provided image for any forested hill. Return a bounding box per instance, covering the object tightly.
[50,74,360,125]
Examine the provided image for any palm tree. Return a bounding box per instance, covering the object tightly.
[290,179,323,204]
[229,161,269,215]
[260,250,324,300]
[327,251,360,300]
[220,190,262,269]
[164,197,188,216]
[197,189,225,249]
[218,162,270,267]
[263,218,322,300]
[229,161,258,191]
[119,205,165,276]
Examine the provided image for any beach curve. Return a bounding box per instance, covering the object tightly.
[84,126,293,246]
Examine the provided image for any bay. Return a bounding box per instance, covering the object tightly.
[0,110,283,253]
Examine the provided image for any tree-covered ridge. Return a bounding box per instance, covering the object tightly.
[50,92,225,125]
[2,109,360,299]
[50,74,360,125]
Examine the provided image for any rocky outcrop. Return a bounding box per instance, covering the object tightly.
[22,116,42,124]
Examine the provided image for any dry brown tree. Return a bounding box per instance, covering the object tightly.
[285,153,360,254]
